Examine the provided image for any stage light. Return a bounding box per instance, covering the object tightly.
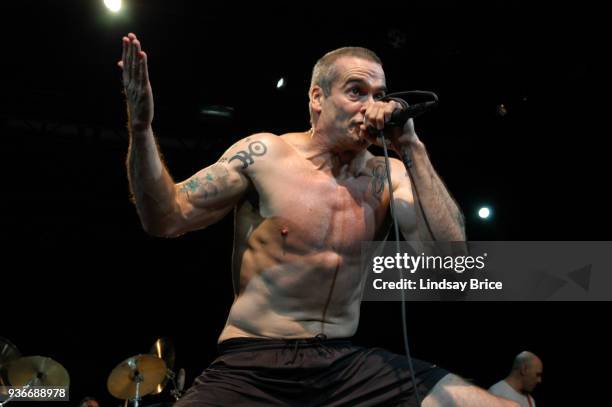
[478,207,492,219]
[276,78,286,90]
[496,104,507,116]
[104,0,122,13]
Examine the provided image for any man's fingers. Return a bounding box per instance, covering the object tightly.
[133,40,142,83]
[135,51,145,87]
[140,51,149,86]
[124,37,133,83]
[120,33,149,91]
[383,104,395,124]
[367,102,400,130]
[121,36,128,68]
[370,104,384,130]
[377,105,387,130]
[129,39,137,84]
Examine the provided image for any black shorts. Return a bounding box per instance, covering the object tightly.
[174,335,449,407]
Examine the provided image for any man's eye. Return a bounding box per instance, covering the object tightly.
[350,87,361,95]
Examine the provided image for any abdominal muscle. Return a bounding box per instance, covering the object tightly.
[218,206,375,343]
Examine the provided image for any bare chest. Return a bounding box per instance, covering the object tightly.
[253,162,388,254]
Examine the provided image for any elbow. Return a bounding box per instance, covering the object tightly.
[140,218,183,238]
[454,224,467,242]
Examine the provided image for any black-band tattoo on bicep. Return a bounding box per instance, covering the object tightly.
[371,164,386,200]
[229,141,267,169]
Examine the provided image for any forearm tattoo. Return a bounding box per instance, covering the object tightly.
[400,149,413,168]
[229,141,267,169]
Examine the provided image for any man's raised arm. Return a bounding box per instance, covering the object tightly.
[118,33,250,237]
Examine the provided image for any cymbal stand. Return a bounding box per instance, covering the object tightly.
[127,359,143,407]
[0,378,34,406]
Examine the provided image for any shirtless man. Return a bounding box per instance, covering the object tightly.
[119,33,518,407]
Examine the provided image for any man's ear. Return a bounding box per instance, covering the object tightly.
[310,85,324,115]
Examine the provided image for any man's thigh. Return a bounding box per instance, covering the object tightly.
[422,374,520,407]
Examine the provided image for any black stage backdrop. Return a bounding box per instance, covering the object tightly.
[2,2,609,406]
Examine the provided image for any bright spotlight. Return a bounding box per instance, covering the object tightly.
[478,207,492,219]
[104,0,122,13]
[276,77,286,89]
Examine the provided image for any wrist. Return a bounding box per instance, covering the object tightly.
[398,137,425,168]
[129,122,152,136]
[396,135,424,154]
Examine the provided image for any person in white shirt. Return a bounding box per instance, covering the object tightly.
[489,351,543,407]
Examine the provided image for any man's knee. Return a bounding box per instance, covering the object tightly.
[423,373,521,407]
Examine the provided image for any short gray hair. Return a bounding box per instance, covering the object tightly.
[308,47,382,124]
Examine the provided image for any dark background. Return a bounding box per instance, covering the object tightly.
[1,1,609,406]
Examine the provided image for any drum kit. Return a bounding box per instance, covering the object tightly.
[0,336,70,406]
[0,336,184,407]
[108,337,185,407]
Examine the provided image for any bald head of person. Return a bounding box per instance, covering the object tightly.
[509,351,543,393]
[79,397,100,407]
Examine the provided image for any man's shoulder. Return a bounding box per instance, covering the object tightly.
[222,132,307,174]
[488,380,505,391]
[225,132,291,159]
[237,132,281,146]
[488,380,513,395]
[247,132,298,150]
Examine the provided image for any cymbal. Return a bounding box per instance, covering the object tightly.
[6,356,70,387]
[149,338,175,395]
[0,337,21,367]
[107,354,167,400]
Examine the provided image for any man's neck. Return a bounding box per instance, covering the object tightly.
[306,129,368,177]
[504,376,526,395]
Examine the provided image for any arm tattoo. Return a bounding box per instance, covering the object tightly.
[229,141,267,169]
[371,164,386,200]
[180,178,201,196]
[401,149,413,168]
[200,182,219,199]
[180,164,229,201]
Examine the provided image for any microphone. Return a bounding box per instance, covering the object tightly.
[386,101,437,126]
[367,90,438,135]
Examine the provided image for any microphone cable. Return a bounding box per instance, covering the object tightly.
[374,90,439,407]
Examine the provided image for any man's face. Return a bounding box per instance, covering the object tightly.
[522,358,543,392]
[316,56,387,150]
[80,400,100,407]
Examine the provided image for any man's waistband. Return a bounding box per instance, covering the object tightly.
[218,334,353,354]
